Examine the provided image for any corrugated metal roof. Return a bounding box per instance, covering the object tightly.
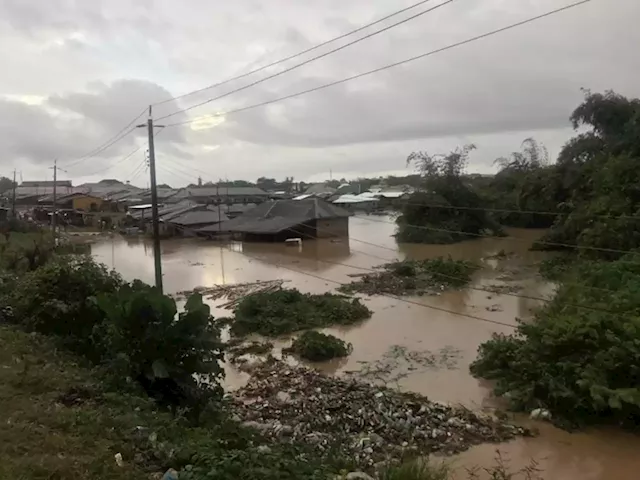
[167,208,228,226]
[198,198,349,234]
[333,194,379,204]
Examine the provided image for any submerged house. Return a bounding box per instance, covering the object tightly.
[198,198,350,241]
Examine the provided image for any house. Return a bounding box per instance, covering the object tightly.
[170,186,269,205]
[303,183,337,198]
[332,193,380,212]
[13,180,76,206]
[38,192,105,212]
[198,198,350,241]
[161,205,229,236]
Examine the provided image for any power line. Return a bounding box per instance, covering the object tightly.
[79,128,165,178]
[340,217,623,295]
[154,0,448,107]
[392,200,640,223]
[62,106,148,168]
[355,215,640,256]
[163,0,593,128]
[169,221,520,329]
[156,0,454,121]
[228,241,520,329]
[281,224,630,317]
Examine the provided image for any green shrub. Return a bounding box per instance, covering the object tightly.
[340,257,479,296]
[284,331,352,361]
[95,283,225,413]
[7,256,123,357]
[470,255,640,427]
[0,231,55,273]
[231,289,371,337]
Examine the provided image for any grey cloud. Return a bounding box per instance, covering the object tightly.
[1,0,639,185]
[1,79,191,173]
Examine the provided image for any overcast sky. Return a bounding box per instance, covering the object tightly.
[1,0,638,187]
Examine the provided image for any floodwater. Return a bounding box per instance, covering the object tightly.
[90,215,640,479]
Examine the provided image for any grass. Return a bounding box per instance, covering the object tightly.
[0,325,346,480]
[0,325,153,479]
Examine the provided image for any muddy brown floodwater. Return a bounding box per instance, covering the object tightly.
[91,215,640,479]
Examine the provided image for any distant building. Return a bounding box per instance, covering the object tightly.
[303,183,337,198]
[198,198,350,241]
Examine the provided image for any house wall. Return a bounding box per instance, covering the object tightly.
[312,217,349,238]
[72,196,104,212]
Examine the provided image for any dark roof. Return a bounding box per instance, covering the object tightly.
[172,186,269,198]
[21,180,72,187]
[167,208,228,226]
[198,198,349,234]
[304,183,336,195]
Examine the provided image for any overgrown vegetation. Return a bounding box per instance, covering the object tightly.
[339,256,479,296]
[397,145,504,244]
[283,330,352,361]
[471,254,640,427]
[0,326,348,480]
[1,251,225,422]
[230,289,372,336]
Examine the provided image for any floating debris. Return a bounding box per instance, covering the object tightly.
[345,345,460,386]
[227,341,274,360]
[231,359,532,470]
[172,279,289,307]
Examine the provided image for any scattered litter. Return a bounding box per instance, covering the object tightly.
[345,345,460,386]
[172,279,289,308]
[231,359,532,469]
[114,452,124,467]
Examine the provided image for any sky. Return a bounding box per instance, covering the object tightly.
[0,0,638,187]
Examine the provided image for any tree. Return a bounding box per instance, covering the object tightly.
[0,176,15,195]
[397,145,502,243]
[535,91,640,257]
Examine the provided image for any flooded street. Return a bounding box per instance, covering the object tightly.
[91,215,640,479]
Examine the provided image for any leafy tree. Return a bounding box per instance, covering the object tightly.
[487,139,561,228]
[0,176,15,195]
[536,90,640,257]
[397,145,502,243]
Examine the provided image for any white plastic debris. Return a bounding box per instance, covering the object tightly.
[114,452,124,467]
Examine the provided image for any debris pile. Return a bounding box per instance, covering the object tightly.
[173,279,288,307]
[232,360,532,469]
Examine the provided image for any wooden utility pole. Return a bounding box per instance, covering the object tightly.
[140,106,164,292]
[51,160,58,234]
[11,169,16,218]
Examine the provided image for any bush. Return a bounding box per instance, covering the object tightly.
[230,289,372,337]
[7,256,123,357]
[0,231,55,273]
[284,331,352,361]
[339,257,479,296]
[470,255,640,427]
[96,283,225,416]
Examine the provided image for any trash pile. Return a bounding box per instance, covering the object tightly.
[231,360,532,469]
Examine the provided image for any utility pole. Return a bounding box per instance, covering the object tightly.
[138,106,164,292]
[51,160,58,234]
[11,169,16,218]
